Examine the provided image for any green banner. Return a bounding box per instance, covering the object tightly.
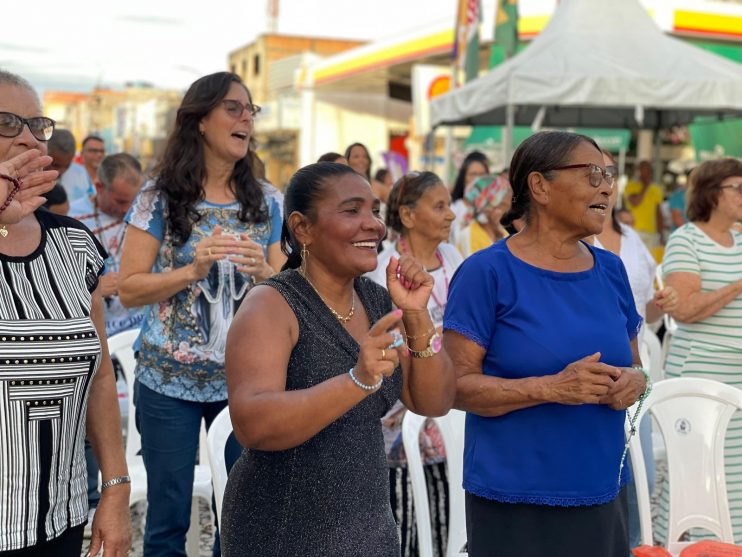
[688,118,742,161]
[465,126,631,151]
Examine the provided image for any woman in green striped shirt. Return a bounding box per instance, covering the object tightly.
[661,157,742,542]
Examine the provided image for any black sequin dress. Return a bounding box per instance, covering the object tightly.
[221,270,403,557]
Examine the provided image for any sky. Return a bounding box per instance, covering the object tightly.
[2,0,457,94]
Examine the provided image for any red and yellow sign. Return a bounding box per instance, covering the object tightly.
[427,76,451,99]
[674,10,742,40]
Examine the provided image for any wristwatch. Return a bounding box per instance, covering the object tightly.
[409,331,442,359]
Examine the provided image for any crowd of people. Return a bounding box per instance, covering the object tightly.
[1,66,741,557]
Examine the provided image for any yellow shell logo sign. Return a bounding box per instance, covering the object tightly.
[427,76,451,100]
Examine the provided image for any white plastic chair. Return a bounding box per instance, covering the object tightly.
[640,328,666,462]
[107,330,212,557]
[206,406,233,526]
[628,377,742,554]
[402,409,467,557]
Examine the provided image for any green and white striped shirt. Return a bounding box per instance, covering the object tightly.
[663,223,742,352]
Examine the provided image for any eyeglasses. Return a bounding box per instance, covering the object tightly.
[720,183,742,195]
[0,112,55,141]
[547,163,615,188]
[221,99,261,119]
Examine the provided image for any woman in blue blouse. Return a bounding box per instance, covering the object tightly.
[444,131,648,557]
[119,72,284,556]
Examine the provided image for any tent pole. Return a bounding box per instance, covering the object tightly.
[504,103,515,164]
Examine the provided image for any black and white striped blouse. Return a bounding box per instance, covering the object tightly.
[0,209,106,551]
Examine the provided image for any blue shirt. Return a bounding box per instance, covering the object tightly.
[444,239,641,506]
[125,180,283,402]
[668,188,687,231]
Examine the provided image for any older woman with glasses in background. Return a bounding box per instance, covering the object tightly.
[0,69,131,557]
[660,157,742,543]
[444,131,649,557]
[119,71,284,556]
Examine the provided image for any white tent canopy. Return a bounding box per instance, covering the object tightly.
[430,0,742,131]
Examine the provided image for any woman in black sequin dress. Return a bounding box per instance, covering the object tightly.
[221,162,456,556]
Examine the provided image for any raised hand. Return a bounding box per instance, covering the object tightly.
[385,255,434,312]
[352,309,404,388]
[229,232,274,281]
[0,149,58,224]
[190,225,238,280]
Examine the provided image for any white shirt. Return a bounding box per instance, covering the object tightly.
[594,224,656,341]
[60,162,94,203]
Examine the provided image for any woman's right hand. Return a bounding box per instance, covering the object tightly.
[546,352,621,405]
[0,149,57,224]
[189,225,238,280]
[353,309,404,388]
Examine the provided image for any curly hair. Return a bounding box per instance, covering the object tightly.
[154,71,267,246]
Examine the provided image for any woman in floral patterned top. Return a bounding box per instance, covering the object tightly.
[119,72,284,556]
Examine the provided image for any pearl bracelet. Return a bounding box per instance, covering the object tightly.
[348,367,383,391]
[100,475,131,491]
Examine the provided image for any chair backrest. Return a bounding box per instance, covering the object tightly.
[402,409,467,557]
[107,329,141,461]
[655,265,678,334]
[629,377,742,552]
[206,406,233,526]
[640,328,664,384]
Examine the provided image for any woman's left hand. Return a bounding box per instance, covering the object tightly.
[87,487,132,556]
[654,286,679,314]
[230,234,275,282]
[599,368,647,410]
[385,254,434,312]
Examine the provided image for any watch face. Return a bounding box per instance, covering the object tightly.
[431,332,442,354]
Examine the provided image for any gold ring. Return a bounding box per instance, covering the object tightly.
[250,257,256,265]
[381,349,386,361]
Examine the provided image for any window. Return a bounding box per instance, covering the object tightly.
[253,55,261,76]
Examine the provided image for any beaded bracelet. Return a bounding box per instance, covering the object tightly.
[0,174,21,216]
[348,367,383,391]
[616,366,653,485]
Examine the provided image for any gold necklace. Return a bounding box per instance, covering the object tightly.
[0,226,6,238]
[300,270,355,323]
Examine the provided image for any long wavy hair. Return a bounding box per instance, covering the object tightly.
[154,71,268,246]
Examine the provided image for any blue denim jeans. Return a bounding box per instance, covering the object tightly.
[627,415,656,553]
[84,438,100,509]
[135,380,241,557]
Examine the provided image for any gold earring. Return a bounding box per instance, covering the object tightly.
[300,244,308,274]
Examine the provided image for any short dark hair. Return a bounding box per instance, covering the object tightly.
[43,183,68,207]
[281,162,358,271]
[503,131,600,227]
[317,152,345,163]
[452,151,489,202]
[98,153,142,188]
[82,135,104,148]
[687,158,742,223]
[374,168,389,182]
[48,129,76,155]
[385,171,444,234]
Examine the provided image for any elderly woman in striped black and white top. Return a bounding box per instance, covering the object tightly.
[0,70,131,557]
[661,157,742,542]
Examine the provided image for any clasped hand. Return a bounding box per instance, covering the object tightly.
[550,352,646,410]
[191,225,273,281]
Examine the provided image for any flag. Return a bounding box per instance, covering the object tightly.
[490,0,518,67]
[452,0,482,84]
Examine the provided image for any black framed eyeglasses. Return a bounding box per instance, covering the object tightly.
[221,99,261,119]
[547,163,615,188]
[0,112,55,141]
